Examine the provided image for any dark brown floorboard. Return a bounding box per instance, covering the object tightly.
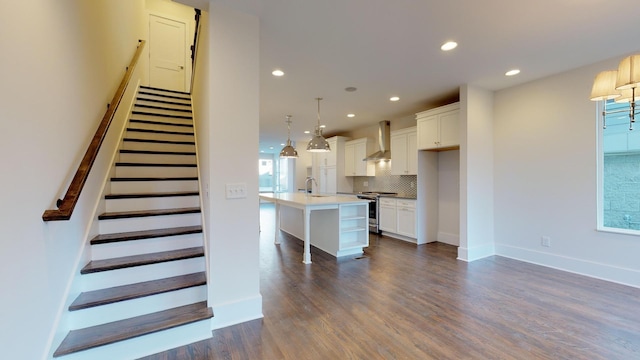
[141,203,640,360]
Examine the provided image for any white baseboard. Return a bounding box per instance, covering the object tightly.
[380,231,417,244]
[210,294,264,330]
[495,244,640,289]
[437,231,459,246]
[457,243,495,262]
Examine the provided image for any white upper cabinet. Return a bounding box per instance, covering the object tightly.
[344,138,375,176]
[416,102,460,150]
[390,127,417,175]
[312,136,351,193]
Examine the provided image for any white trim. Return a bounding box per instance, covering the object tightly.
[210,295,264,330]
[496,244,640,289]
[457,243,495,262]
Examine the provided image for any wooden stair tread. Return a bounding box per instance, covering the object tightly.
[123,138,195,145]
[90,225,202,245]
[140,85,191,96]
[129,119,193,128]
[132,111,192,120]
[134,104,192,113]
[126,128,194,136]
[115,162,197,167]
[98,207,200,220]
[53,301,212,357]
[81,246,204,274]
[110,176,198,182]
[105,191,199,200]
[69,272,207,311]
[120,149,196,156]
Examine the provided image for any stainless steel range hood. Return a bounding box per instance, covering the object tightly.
[363,120,391,161]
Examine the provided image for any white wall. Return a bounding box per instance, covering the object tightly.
[205,3,263,328]
[438,150,460,245]
[493,55,640,287]
[459,86,495,261]
[0,1,146,359]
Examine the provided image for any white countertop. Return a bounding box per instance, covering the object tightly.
[260,192,369,206]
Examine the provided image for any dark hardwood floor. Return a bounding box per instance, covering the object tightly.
[141,203,640,359]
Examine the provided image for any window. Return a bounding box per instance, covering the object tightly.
[599,100,640,233]
[258,154,292,193]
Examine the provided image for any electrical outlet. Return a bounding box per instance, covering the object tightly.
[363,181,368,187]
[541,236,551,247]
[225,183,247,199]
[410,181,415,188]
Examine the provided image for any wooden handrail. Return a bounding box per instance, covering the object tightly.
[43,40,146,221]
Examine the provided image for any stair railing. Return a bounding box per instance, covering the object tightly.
[42,40,146,221]
[190,8,202,91]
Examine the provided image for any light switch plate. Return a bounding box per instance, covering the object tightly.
[225,183,247,199]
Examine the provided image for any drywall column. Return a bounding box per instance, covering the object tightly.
[206,3,262,329]
[459,85,496,261]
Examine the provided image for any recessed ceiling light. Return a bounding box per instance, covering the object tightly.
[345,87,357,92]
[319,125,326,129]
[347,113,355,118]
[441,41,458,51]
[280,143,285,146]
[505,69,520,76]
[304,130,310,134]
[272,69,284,77]
[390,96,400,102]
[269,146,274,150]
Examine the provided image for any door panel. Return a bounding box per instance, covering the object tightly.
[149,15,187,92]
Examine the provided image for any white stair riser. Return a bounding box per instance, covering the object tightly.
[136,100,192,111]
[91,233,203,260]
[81,257,206,291]
[133,106,192,118]
[68,286,207,329]
[99,212,201,234]
[105,195,200,212]
[138,91,191,101]
[130,113,192,123]
[128,120,194,133]
[119,152,196,164]
[110,180,199,194]
[125,130,194,142]
[122,140,196,152]
[115,165,197,178]
[54,318,211,360]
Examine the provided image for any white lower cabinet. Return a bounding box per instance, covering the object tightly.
[379,197,417,240]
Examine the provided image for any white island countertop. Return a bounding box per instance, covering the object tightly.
[259,192,367,207]
[260,193,370,264]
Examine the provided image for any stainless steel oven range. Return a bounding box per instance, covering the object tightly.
[356,191,398,233]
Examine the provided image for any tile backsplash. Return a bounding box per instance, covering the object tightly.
[352,161,417,197]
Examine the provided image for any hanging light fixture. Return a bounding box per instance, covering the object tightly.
[307,97,331,152]
[590,55,640,130]
[279,115,298,158]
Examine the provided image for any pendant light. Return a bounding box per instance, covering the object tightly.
[307,97,331,152]
[279,115,298,158]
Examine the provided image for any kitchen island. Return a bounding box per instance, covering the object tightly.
[259,193,370,264]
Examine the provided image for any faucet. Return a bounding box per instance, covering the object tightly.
[305,177,318,194]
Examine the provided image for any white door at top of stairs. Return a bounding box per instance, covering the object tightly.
[149,14,188,93]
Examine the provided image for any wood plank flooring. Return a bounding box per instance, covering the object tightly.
[141,203,640,359]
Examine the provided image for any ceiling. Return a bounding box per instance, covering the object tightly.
[197,0,640,154]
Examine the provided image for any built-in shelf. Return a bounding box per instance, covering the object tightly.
[338,203,368,255]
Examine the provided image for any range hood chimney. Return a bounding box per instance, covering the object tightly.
[363,120,391,161]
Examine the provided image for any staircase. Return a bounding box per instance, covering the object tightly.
[53,86,212,359]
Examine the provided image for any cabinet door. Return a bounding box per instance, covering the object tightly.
[326,138,337,167]
[439,110,460,148]
[417,115,439,150]
[353,141,368,176]
[324,166,337,194]
[390,134,407,175]
[379,205,397,233]
[344,144,355,176]
[397,207,416,238]
[407,131,418,175]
